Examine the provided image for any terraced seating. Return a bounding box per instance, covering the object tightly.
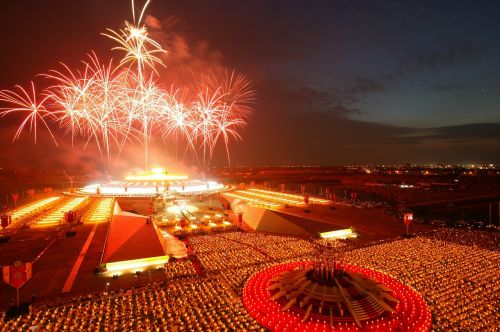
[34,197,89,227]
[9,197,61,223]
[85,198,114,224]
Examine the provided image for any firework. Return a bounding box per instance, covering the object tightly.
[0,0,254,168]
[0,82,58,146]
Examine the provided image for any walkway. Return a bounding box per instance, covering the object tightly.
[61,223,98,293]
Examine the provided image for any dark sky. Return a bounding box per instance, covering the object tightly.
[1,0,500,171]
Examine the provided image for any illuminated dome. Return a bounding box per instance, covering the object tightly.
[243,261,431,331]
[124,167,189,181]
[75,167,225,197]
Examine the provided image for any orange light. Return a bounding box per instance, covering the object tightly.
[35,197,88,226]
[105,255,169,274]
[319,228,357,239]
[86,198,114,223]
[125,167,188,181]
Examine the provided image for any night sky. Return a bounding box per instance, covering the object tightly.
[1,0,500,171]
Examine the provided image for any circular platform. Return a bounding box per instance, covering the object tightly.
[243,261,431,331]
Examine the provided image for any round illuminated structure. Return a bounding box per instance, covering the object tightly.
[243,261,431,331]
[76,167,225,197]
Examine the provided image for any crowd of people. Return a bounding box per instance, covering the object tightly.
[219,232,317,260]
[430,228,499,250]
[197,247,267,272]
[188,234,248,253]
[188,232,318,281]
[188,235,267,272]
[1,228,497,331]
[345,229,499,331]
[163,259,198,280]
[1,278,261,331]
[188,232,348,295]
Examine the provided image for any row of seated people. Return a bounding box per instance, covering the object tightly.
[163,259,198,280]
[218,232,318,260]
[189,232,319,272]
[1,278,262,331]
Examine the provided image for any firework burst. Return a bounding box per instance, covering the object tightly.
[0,0,254,168]
[0,82,58,146]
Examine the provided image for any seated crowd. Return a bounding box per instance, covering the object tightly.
[1,229,497,331]
[345,229,499,331]
[1,279,262,331]
[163,259,198,280]
[219,232,317,260]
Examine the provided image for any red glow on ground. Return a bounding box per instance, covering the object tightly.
[243,261,432,331]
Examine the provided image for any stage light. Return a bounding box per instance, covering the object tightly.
[105,255,169,274]
[319,228,357,239]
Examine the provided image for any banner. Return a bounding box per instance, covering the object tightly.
[2,261,32,289]
[11,193,19,206]
[1,213,9,229]
[403,213,413,226]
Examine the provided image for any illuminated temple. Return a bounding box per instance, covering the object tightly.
[76,167,225,197]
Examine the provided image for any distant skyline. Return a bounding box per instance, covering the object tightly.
[0,0,500,170]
